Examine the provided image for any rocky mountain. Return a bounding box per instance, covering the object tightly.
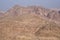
[0,11,5,17]
[5,5,60,22]
[0,5,60,40]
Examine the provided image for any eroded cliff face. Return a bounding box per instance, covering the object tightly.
[0,5,60,40]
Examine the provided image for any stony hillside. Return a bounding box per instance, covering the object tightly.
[5,5,60,22]
[0,5,60,40]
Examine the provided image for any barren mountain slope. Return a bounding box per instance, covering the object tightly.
[0,13,60,40]
[5,5,60,23]
[0,5,60,40]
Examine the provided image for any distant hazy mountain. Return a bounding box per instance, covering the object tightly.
[0,5,60,40]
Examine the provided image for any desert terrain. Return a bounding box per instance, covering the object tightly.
[0,5,60,40]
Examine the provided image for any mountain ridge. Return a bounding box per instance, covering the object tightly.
[0,5,60,24]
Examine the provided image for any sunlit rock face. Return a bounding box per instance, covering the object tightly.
[0,5,60,40]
